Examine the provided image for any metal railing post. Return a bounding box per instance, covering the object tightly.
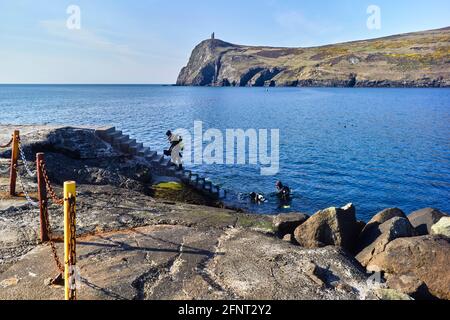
[9,130,19,196]
[64,181,77,300]
[36,153,49,242]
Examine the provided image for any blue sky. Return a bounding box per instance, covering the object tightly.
[0,0,449,84]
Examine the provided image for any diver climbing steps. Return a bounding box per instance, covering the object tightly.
[95,127,223,198]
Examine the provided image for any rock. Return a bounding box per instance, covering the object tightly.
[367,208,407,225]
[293,203,359,251]
[282,234,292,242]
[373,288,414,300]
[356,217,415,267]
[431,217,450,238]
[210,229,373,300]
[386,274,435,300]
[408,208,448,235]
[367,235,450,300]
[273,213,309,238]
[0,277,19,288]
[304,261,326,288]
[356,208,406,252]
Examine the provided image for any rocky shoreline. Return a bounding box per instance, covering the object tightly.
[177,27,450,88]
[0,125,448,300]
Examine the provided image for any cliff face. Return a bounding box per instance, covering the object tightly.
[177,27,450,87]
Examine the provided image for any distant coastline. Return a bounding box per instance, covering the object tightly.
[177,27,450,88]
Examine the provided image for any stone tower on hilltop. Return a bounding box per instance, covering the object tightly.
[211,32,215,40]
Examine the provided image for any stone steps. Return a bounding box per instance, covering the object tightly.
[96,126,221,199]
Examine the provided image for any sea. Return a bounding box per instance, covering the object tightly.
[1,84,449,221]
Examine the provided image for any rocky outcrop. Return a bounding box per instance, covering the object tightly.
[293,203,359,252]
[177,39,235,86]
[367,235,450,300]
[355,217,415,267]
[177,27,450,88]
[273,213,309,238]
[408,208,448,235]
[431,217,450,238]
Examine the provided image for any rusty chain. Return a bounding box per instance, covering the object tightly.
[42,206,65,273]
[39,160,64,206]
[41,195,77,276]
[38,159,66,274]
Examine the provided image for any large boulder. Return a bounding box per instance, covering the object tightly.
[408,208,448,235]
[356,208,406,252]
[431,217,450,238]
[356,217,415,267]
[293,203,359,251]
[367,208,407,225]
[367,235,450,300]
[273,213,309,238]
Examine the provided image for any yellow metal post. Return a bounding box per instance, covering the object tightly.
[9,130,19,196]
[64,181,76,300]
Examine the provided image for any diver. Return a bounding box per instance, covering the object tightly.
[250,192,266,204]
[275,181,291,201]
[164,130,183,170]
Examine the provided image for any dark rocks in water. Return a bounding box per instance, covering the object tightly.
[273,213,309,239]
[367,235,450,300]
[355,217,415,267]
[293,203,359,252]
[408,208,448,235]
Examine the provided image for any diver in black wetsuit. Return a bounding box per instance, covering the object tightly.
[275,181,291,201]
[250,192,266,204]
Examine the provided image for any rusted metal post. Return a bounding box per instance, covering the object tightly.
[9,130,19,196]
[36,153,49,242]
[64,181,77,300]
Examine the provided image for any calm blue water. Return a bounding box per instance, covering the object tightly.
[1,85,449,220]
